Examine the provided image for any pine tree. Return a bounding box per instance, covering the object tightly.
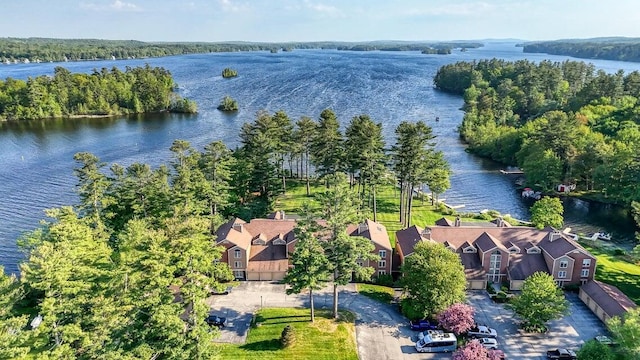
[283,205,330,322]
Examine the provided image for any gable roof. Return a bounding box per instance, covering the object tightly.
[475,232,501,252]
[215,217,252,249]
[347,219,392,250]
[537,229,595,259]
[395,225,426,256]
[581,280,638,318]
[507,253,549,280]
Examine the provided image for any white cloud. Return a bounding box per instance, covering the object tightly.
[218,0,250,13]
[404,1,494,17]
[80,0,141,12]
[304,1,344,17]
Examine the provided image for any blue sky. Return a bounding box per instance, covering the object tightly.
[2,0,640,42]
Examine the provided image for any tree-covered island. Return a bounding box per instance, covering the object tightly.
[0,65,197,121]
[221,67,238,78]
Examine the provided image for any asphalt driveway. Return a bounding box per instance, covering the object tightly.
[207,282,450,359]
[208,283,608,359]
[468,291,609,359]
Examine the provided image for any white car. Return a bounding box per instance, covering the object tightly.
[478,337,498,349]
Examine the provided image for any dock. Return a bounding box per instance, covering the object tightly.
[499,169,524,175]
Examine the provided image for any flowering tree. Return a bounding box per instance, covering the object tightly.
[437,303,475,335]
[452,340,491,360]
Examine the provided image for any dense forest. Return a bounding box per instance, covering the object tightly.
[0,65,197,120]
[434,58,640,205]
[0,38,483,63]
[0,109,449,357]
[522,37,640,62]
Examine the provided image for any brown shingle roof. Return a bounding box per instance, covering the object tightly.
[395,225,426,257]
[475,232,500,252]
[215,217,252,249]
[507,253,549,280]
[460,252,485,280]
[581,280,638,318]
[538,231,594,259]
[347,219,392,250]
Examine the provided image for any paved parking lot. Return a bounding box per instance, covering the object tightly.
[208,283,608,359]
[468,291,608,359]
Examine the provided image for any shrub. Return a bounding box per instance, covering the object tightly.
[280,325,295,348]
[375,274,394,287]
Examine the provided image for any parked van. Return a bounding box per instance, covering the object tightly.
[415,332,457,353]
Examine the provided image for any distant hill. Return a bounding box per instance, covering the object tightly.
[522,37,640,63]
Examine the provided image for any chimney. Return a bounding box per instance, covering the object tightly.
[232,223,243,232]
[497,217,503,227]
[549,230,561,242]
[358,222,368,234]
[280,210,285,220]
[454,216,461,227]
[422,227,432,240]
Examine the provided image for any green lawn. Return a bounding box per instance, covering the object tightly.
[274,179,451,247]
[579,242,640,305]
[216,308,357,360]
[356,283,396,304]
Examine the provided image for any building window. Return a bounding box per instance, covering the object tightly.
[233,271,244,279]
[378,270,386,276]
[378,260,386,268]
[379,250,386,259]
[558,271,567,279]
[490,252,501,273]
[559,260,568,268]
[581,269,589,278]
[234,249,241,259]
[582,259,591,268]
[234,261,241,268]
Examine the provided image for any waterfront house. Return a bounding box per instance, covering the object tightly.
[215,211,392,281]
[395,217,596,290]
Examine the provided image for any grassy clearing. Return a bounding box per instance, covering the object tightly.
[579,242,640,305]
[274,179,448,247]
[216,307,357,360]
[356,283,396,304]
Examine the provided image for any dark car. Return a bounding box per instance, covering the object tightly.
[410,319,438,331]
[205,314,226,327]
[546,348,576,360]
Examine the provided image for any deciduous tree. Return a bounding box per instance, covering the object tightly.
[607,307,640,357]
[510,271,568,332]
[400,241,466,319]
[530,196,564,229]
[437,303,476,335]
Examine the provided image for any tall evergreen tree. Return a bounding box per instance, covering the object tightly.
[73,152,112,231]
[294,116,318,196]
[317,173,378,318]
[392,121,443,228]
[344,115,387,221]
[200,141,234,218]
[311,109,344,182]
[283,205,330,322]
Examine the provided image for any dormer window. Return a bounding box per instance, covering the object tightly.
[509,247,520,254]
[463,246,477,253]
[526,246,541,254]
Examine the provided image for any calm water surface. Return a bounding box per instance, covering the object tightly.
[1,43,638,274]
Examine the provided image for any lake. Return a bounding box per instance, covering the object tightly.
[1,42,638,274]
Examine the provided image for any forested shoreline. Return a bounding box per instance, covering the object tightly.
[0,38,482,63]
[434,58,640,206]
[0,107,450,357]
[0,65,196,121]
[522,38,640,62]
